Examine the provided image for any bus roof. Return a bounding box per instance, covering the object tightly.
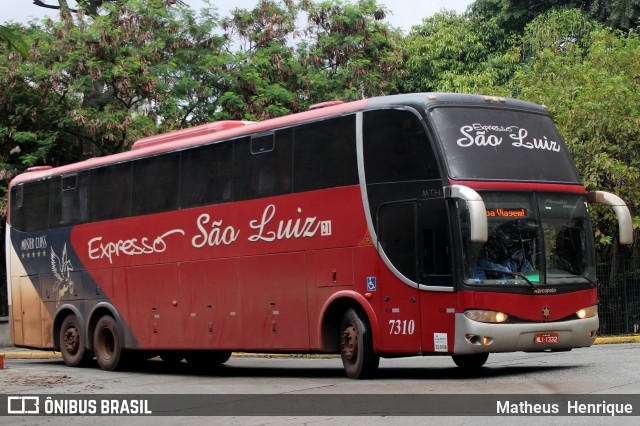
[9,93,548,186]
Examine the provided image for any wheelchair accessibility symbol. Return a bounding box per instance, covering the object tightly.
[367,277,377,291]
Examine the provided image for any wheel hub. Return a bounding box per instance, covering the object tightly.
[341,325,359,361]
[63,328,79,354]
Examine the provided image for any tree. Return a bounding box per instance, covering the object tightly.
[217,0,405,117]
[587,0,640,30]
[0,25,29,59]
[512,9,640,247]
[1,0,230,178]
[217,0,303,119]
[400,10,513,95]
[470,0,639,32]
[470,0,582,34]
[33,0,187,15]
[298,0,405,102]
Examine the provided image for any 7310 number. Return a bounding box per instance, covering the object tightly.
[388,319,415,335]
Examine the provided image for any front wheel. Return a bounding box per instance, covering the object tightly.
[59,314,91,367]
[452,352,489,369]
[339,308,379,379]
[93,315,123,371]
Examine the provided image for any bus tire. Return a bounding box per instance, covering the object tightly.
[93,315,123,371]
[452,352,489,369]
[59,314,91,367]
[339,308,379,379]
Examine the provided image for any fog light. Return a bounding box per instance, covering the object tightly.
[482,336,493,346]
[465,334,481,345]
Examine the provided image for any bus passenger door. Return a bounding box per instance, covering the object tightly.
[418,198,456,354]
[376,201,422,353]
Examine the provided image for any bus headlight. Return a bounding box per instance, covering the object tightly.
[576,305,598,319]
[464,310,508,323]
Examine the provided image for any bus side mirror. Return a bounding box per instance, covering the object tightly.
[587,191,634,245]
[445,185,488,243]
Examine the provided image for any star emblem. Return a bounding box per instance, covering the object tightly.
[542,306,551,319]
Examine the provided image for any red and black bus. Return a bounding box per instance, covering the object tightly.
[5,93,633,378]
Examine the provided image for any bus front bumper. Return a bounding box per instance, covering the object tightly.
[453,313,599,355]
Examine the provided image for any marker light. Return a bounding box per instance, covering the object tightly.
[464,310,508,323]
[576,305,598,319]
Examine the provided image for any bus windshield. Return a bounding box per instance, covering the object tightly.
[461,192,597,287]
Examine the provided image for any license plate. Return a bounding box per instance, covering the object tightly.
[535,332,559,344]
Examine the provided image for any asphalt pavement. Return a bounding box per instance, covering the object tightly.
[2,335,639,362]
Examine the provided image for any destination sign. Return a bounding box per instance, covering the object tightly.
[486,208,527,217]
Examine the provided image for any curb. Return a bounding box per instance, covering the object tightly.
[1,351,61,359]
[1,336,639,360]
[593,335,640,344]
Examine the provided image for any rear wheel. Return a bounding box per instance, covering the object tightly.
[339,308,379,379]
[452,352,489,369]
[93,315,123,371]
[60,314,91,367]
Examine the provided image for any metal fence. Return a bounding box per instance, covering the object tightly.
[597,250,640,335]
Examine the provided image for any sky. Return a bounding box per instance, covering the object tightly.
[2,0,474,32]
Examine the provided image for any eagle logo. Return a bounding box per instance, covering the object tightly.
[51,243,74,306]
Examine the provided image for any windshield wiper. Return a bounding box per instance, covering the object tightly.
[477,268,537,290]
[549,274,598,287]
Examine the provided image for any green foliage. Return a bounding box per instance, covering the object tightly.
[587,0,640,31]
[470,0,639,33]
[1,0,229,178]
[400,10,514,95]
[299,0,405,101]
[218,0,302,120]
[0,24,29,59]
[470,0,582,34]
[512,9,640,247]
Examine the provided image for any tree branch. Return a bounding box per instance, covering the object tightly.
[32,0,77,12]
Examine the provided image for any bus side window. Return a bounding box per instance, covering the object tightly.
[132,152,179,216]
[293,115,358,193]
[50,172,88,227]
[10,181,50,232]
[180,141,233,208]
[363,109,439,185]
[88,162,132,222]
[9,185,24,231]
[234,130,292,201]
